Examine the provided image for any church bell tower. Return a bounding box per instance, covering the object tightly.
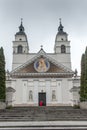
[12,19,29,69]
[54,19,71,69]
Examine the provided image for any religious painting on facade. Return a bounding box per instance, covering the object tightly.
[34,58,50,72]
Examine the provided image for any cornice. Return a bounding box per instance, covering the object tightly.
[11,72,73,77]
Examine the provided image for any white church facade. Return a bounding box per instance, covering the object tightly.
[6,20,80,106]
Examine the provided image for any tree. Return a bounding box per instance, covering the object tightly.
[84,47,87,99]
[80,47,87,101]
[0,47,6,101]
[80,53,85,101]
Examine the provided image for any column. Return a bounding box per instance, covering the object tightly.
[34,80,38,106]
[57,80,62,103]
[22,81,27,103]
[46,79,51,106]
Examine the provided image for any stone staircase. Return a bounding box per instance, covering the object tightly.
[0,106,87,121]
[0,106,87,129]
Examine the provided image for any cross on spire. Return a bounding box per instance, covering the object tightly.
[41,45,43,49]
[59,18,61,24]
[21,18,23,24]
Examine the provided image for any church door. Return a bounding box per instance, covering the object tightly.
[38,93,46,106]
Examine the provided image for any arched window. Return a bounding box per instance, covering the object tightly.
[61,45,66,53]
[17,45,23,53]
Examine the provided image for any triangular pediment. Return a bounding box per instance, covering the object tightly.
[15,60,68,73]
[11,49,74,78]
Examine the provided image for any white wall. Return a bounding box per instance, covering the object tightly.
[9,78,73,106]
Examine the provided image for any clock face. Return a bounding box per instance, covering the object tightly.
[34,58,50,73]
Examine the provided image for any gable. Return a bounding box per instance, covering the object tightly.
[17,60,66,73]
[11,49,74,78]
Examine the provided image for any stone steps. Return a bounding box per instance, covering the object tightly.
[0,106,87,121]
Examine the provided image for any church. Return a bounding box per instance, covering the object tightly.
[6,20,80,107]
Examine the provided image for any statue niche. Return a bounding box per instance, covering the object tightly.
[52,90,56,101]
[29,90,33,101]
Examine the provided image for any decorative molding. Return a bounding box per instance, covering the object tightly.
[11,72,73,77]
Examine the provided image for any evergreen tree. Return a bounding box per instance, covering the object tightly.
[84,47,87,100]
[80,53,85,101]
[80,47,87,101]
[0,47,6,101]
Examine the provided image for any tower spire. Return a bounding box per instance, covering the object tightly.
[19,18,24,32]
[58,18,64,33]
[15,19,27,37]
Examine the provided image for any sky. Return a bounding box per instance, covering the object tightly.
[0,0,87,75]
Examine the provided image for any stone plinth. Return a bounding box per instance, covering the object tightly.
[0,102,6,109]
[80,102,87,109]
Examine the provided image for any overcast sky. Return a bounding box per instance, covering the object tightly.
[0,0,87,75]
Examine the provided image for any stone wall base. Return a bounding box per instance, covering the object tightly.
[80,102,87,109]
[0,102,6,109]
